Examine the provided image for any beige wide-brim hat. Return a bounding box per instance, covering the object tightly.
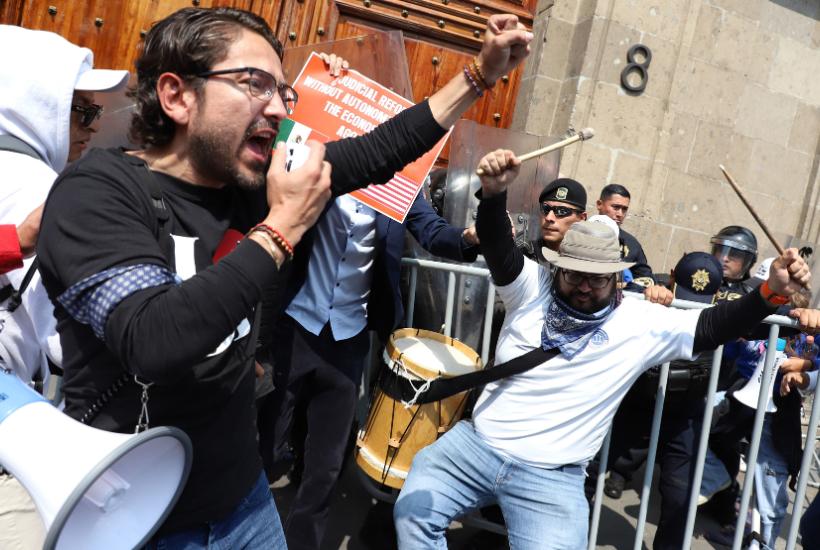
[542,221,636,274]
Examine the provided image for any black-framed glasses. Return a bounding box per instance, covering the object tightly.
[71,103,104,127]
[540,203,584,218]
[197,67,299,114]
[560,270,614,289]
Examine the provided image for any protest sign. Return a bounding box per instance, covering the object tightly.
[275,52,448,223]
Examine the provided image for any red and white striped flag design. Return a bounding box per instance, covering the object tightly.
[351,173,421,219]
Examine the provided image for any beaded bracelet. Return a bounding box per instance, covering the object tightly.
[471,58,495,89]
[250,223,294,260]
[252,230,282,263]
[463,66,484,98]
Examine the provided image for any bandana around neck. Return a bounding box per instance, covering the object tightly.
[542,287,617,360]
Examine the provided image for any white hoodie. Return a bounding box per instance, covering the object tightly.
[0,26,95,390]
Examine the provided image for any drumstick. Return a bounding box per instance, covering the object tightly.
[719,164,811,291]
[475,128,595,176]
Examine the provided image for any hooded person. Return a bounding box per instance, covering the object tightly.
[0,25,128,550]
[0,25,129,392]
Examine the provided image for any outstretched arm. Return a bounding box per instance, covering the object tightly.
[693,249,818,353]
[325,15,533,197]
[475,149,523,286]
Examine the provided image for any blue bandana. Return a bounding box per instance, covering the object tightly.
[541,287,616,360]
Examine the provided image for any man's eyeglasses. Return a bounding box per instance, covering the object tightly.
[540,203,584,218]
[197,67,299,114]
[560,270,614,289]
[71,104,104,127]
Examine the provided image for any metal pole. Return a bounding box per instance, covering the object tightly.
[481,282,495,365]
[633,361,670,550]
[682,345,724,550]
[588,426,612,550]
[786,377,820,548]
[444,272,456,337]
[406,266,418,328]
[732,323,780,550]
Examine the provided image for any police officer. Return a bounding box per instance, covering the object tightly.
[711,225,759,302]
[521,178,587,263]
[585,252,723,550]
[596,184,655,289]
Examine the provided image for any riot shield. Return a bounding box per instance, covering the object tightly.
[87,75,137,151]
[282,31,414,102]
[403,120,563,354]
[759,233,820,309]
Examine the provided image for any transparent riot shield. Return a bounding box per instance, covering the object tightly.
[759,233,820,308]
[282,31,414,102]
[403,120,563,353]
[87,75,137,151]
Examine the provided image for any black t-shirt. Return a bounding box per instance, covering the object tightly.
[37,101,448,533]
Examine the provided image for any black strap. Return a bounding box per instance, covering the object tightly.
[2,258,39,313]
[122,153,172,263]
[382,346,561,405]
[0,135,44,162]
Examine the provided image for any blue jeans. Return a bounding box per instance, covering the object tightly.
[394,421,589,550]
[143,472,285,550]
[754,415,790,548]
[699,446,731,498]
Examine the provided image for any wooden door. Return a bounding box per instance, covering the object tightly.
[12,0,254,71]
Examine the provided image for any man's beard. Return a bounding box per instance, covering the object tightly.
[189,118,276,190]
[554,282,615,314]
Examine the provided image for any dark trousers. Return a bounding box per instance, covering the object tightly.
[585,393,704,550]
[610,440,650,482]
[801,494,820,549]
[256,315,370,550]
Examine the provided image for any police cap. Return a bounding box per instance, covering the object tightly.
[672,252,722,304]
[538,178,587,210]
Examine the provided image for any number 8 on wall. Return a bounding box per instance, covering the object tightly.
[621,44,652,94]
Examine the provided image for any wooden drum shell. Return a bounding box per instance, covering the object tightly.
[356,329,482,488]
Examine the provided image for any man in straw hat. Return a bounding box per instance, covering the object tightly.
[392,149,820,549]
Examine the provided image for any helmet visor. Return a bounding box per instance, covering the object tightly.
[711,243,755,280]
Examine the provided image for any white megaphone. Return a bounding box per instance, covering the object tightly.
[0,370,193,550]
[733,345,786,413]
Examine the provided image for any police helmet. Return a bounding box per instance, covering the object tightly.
[710,226,758,280]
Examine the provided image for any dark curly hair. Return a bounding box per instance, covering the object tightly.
[127,7,284,147]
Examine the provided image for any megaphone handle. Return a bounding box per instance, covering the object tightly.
[134,376,154,434]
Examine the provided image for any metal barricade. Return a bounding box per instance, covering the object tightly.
[358,258,819,549]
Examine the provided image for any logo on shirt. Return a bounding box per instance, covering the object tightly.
[588,329,609,349]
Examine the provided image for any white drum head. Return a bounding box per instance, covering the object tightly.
[392,337,477,377]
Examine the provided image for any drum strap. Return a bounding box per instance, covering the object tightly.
[381,346,561,405]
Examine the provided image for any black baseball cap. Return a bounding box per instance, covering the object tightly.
[538,178,587,210]
[672,252,722,304]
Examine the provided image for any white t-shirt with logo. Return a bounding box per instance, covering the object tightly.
[473,259,702,469]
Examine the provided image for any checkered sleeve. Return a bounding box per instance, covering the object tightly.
[57,264,182,341]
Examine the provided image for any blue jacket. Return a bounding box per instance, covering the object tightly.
[282,193,479,340]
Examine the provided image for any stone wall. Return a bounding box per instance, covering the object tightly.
[512,0,820,274]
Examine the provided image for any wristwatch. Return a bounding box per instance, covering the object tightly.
[760,280,789,305]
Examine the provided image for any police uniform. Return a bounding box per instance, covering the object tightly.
[620,228,655,290]
[585,252,722,550]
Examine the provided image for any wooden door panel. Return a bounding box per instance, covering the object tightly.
[18,0,254,71]
[0,0,26,26]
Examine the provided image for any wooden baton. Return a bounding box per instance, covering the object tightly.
[475,128,595,176]
[719,164,811,291]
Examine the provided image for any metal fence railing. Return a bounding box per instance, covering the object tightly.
[355,258,820,549]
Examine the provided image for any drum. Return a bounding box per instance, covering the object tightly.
[356,328,482,488]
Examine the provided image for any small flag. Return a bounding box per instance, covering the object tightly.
[274,118,329,148]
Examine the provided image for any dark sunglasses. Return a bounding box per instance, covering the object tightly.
[71,103,104,127]
[560,269,614,289]
[540,203,584,218]
[197,67,299,114]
